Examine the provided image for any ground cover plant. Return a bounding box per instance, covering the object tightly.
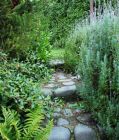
[65,2,119,140]
[0,1,53,139]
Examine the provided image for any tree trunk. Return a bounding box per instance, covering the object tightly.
[90,0,94,20]
[12,0,19,8]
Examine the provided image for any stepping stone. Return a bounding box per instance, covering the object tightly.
[71,76,78,80]
[51,77,56,80]
[54,108,62,113]
[41,88,53,96]
[62,81,75,86]
[44,83,57,88]
[57,118,70,126]
[49,80,55,83]
[74,124,97,140]
[73,109,82,115]
[49,78,56,83]
[49,127,70,140]
[76,113,91,123]
[49,59,64,67]
[58,79,72,82]
[57,75,67,80]
[63,109,73,117]
[53,113,62,119]
[71,75,81,80]
[54,85,76,97]
[77,75,81,80]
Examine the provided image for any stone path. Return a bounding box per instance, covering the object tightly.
[41,71,79,98]
[41,60,101,140]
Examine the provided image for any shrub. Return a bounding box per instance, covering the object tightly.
[64,0,118,71]
[48,0,89,48]
[0,58,52,113]
[64,1,119,139]
[64,20,89,71]
[75,4,119,140]
[0,0,51,61]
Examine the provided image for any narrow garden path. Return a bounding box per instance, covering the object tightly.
[41,59,102,140]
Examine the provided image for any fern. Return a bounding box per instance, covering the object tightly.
[35,120,53,140]
[0,107,21,140]
[0,106,53,140]
[22,105,44,139]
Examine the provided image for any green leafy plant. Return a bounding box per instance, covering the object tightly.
[74,3,119,140]
[0,59,52,112]
[0,0,51,61]
[0,106,53,140]
[65,2,119,139]
[49,0,89,48]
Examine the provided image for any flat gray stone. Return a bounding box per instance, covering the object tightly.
[44,83,55,88]
[53,113,62,119]
[51,77,56,80]
[74,124,97,140]
[58,79,72,82]
[71,76,77,80]
[63,109,73,117]
[58,75,67,80]
[49,60,64,67]
[54,108,62,113]
[49,127,70,140]
[76,113,91,123]
[73,109,82,115]
[54,85,76,97]
[57,118,70,126]
[44,83,56,88]
[41,88,53,96]
[71,75,81,80]
[49,80,55,83]
[77,75,81,80]
[62,81,75,86]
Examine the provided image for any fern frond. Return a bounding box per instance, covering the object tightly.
[35,120,53,140]
[23,105,44,139]
[0,106,53,140]
[0,107,21,140]
[0,123,10,140]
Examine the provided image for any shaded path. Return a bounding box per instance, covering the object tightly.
[41,60,101,140]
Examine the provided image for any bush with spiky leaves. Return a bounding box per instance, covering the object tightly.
[0,106,53,140]
[78,5,119,140]
[68,2,119,140]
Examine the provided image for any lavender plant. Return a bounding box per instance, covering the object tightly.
[67,2,119,139]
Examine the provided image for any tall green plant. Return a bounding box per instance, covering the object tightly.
[0,0,51,61]
[65,2,119,139]
[76,4,119,140]
[0,106,53,140]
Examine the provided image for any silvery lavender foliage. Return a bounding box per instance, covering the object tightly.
[73,2,119,140]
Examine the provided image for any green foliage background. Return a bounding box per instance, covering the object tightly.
[48,0,89,48]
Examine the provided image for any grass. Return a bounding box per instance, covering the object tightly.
[50,48,65,60]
